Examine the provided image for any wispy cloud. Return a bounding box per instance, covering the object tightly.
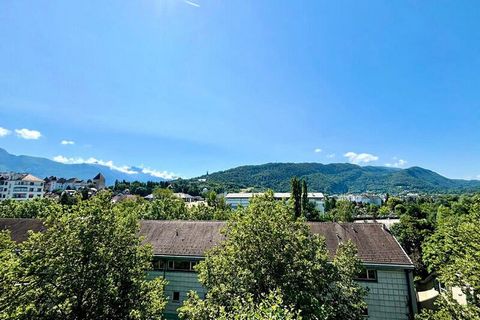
[385,158,408,168]
[53,155,178,179]
[326,153,336,159]
[15,128,42,140]
[314,148,322,153]
[344,152,379,165]
[0,127,11,137]
[184,0,200,7]
[140,166,178,180]
[60,140,75,145]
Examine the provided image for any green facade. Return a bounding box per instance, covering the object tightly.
[148,259,415,320]
[358,268,415,320]
[148,270,206,320]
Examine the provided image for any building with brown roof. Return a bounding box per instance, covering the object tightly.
[0,218,417,320]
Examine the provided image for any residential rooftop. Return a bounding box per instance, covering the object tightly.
[0,218,412,266]
[0,173,44,183]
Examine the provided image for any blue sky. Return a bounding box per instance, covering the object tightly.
[0,0,479,179]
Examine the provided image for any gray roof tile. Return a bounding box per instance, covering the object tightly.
[0,219,411,266]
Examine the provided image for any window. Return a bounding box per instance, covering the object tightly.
[190,261,198,270]
[153,259,166,270]
[166,260,199,271]
[355,269,377,281]
[173,260,191,271]
[173,291,180,302]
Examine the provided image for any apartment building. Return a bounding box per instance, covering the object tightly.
[0,173,45,201]
[225,192,325,212]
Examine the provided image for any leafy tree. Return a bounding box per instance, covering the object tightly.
[59,191,78,205]
[0,198,61,219]
[391,214,432,278]
[417,195,480,319]
[142,188,188,220]
[301,180,308,216]
[187,203,232,221]
[290,177,302,218]
[415,294,480,320]
[179,289,302,320]
[181,192,366,320]
[329,200,355,222]
[0,230,20,316]
[423,210,480,300]
[0,191,167,320]
[205,191,228,210]
[324,196,336,213]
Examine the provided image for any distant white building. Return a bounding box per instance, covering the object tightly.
[225,192,325,212]
[0,173,45,201]
[337,194,384,206]
[44,173,105,192]
[174,192,196,203]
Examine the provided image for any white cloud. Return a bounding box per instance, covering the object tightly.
[53,155,178,179]
[327,153,336,159]
[385,158,408,168]
[15,128,42,140]
[140,167,178,180]
[184,0,200,7]
[344,152,379,164]
[61,140,75,145]
[0,127,11,137]
[314,148,322,153]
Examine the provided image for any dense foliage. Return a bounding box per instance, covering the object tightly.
[0,189,233,221]
[179,290,302,320]
[390,194,480,319]
[0,192,167,320]
[112,180,170,197]
[179,192,367,320]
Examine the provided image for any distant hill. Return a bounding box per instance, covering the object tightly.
[0,148,166,185]
[191,163,480,194]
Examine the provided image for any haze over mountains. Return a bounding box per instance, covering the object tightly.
[1,147,479,193]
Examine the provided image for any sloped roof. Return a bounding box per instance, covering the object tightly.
[140,221,411,265]
[21,174,44,182]
[0,219,412,266]
[307,222,411,265]
[0,219,45,242]
[140,221,225,257]
[93,173,104,180]
[0,173,43,182]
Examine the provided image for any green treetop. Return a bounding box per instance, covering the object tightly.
[179,192,366,320]
[0,191,167,320]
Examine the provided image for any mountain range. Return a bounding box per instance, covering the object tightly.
[1,147,479,193]
[0,148,165,185]
[191,163,480,194]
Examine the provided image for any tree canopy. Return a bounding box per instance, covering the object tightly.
[179,192,367,320]
[0,191,167,320]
